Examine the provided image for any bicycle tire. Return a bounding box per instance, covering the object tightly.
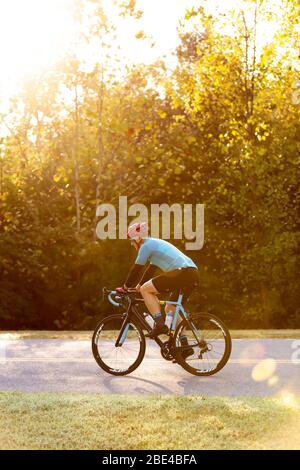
[92,313,146,376]
[173,312,232,376]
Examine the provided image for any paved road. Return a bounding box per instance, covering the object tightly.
[0,338,299,396]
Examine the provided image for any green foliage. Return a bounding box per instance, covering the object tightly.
[0,0,299,329]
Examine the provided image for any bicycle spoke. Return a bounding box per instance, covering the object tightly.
[94,317,143,373]
[175,314,230,375]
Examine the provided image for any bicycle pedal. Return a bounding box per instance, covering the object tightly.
[147,325,169,338]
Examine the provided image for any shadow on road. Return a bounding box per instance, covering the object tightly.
[102,375,173,395]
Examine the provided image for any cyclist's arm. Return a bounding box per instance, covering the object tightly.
[124,243,151,289]
[124,264,145,288]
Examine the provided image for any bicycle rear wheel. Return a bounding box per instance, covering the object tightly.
[173,312,231,376]
[92,314,146,376]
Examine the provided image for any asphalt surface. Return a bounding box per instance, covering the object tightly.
[0,338,299,396]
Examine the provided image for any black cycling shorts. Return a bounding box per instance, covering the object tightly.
[151,267,199,304]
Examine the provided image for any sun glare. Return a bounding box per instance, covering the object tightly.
[0,0,288,105]
[0,0,75,94]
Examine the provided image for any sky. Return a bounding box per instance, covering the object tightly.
[0,0,285,106]
[0,0,199,93]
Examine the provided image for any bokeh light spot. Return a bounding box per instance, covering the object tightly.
[268,375,279,387]
[240,342,265,367]
[252,358,277,382]
[278,391,299,409]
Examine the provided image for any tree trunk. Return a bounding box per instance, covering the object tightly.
[94,65,105,240]
[74,82,81,234]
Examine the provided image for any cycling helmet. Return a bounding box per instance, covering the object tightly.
[127,222,148,241]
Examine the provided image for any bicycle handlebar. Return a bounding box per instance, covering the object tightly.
[108,291,120,307]
[102,288,121,307]
[102,287,140,307]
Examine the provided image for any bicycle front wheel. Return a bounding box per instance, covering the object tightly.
[173,312,232,376]
[92,314,146,376]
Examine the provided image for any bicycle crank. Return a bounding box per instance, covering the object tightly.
[160,342,174,361]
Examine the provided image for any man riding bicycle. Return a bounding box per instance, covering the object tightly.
[93,222,231,376]
[118,222,199,338]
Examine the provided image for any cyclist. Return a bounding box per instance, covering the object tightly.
[119,222,199,338]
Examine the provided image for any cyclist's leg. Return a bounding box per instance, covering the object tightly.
[140,272,182,336]
[180,268,199,306]
[140,280,168,336]
[167,267,199,313]
[147,270,184,335]
[139,280,160,315]
[140,269,199,336]
[140,271,181,315]
[168,269,199,358]
[145,268,198,317]
[168,286,194,359]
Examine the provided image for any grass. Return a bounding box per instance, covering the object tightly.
[0,393,299,450]
[1,329,300,340]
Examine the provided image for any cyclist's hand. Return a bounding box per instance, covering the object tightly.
[116,286,137,294]
[116,287,126,293]
[135,284,141,292]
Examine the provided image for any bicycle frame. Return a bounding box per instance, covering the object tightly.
[107,290,202,349]
[159,296,203,344]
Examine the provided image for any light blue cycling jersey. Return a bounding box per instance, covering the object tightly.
[135,237,197,272]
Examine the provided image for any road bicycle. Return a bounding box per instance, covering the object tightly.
[92,288,232,376]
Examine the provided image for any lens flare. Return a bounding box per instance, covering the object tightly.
[278,391,299,410]
[252,358,277,382]
[239,342,265,367]
[268,375,279,387]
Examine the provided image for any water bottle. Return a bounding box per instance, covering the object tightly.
[165,312,173,330]
[143,313,155,328]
